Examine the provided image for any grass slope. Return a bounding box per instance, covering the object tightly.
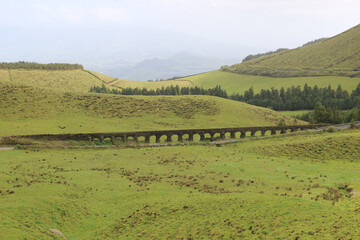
[109,70,360,95]
[1,129,360,239]
[0,82,300,137]
[179,70,360,94]
[0,69,109,92]
[110,78,194,89]
[228,24,360,77]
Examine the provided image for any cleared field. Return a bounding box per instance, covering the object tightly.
[1,129,359,239]
[0,82,300,137]
[0,69,106,92]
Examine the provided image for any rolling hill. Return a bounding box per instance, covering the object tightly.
[110,70,360,95]
[0,69,116,93]
[225,24,360,77]
[0,82,301,137]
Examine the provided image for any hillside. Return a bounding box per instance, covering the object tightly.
[1,128,360,239]
[108,70,360,95]
[0,82,300,137]
[179,70,360,94]
[225,24,360,77]
[0,69,114,93]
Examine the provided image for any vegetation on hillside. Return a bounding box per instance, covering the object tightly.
[0,82,299,136]
[222,24,360,77]
[90,84,228,98]
[177,70,360,95]
[230,83,360,111]
[293,103,360,124]
[0,61,83,70]
[302,37,328,47]
[239,48,288,63]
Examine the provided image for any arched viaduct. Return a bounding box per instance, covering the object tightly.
[11,124,327,143]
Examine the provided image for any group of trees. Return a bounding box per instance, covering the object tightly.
[89,84,228,98]
[308,102,360,124]
[230,83,360,111]
[0,62,84,70]
[90,82,360,124]
[241,48,289,63]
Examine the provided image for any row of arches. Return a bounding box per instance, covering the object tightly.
[111,126,309,143]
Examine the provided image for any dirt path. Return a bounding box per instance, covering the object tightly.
[0,147,14,151]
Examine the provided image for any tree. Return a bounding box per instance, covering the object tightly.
[312,102,327,123]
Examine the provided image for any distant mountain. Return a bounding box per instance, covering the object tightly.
[0,25,260,77]
[98,52,242,81]
[223,24,360,77]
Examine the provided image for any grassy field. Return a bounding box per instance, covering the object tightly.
[227,24,360,77]
[1,66,359,96]
[279,110,311,117]
[0,69,108,92]
[179,70,360,94]
[1,129,360,239]
[0,82,300,137]
[109,70,360,95]
[110,78,194,89]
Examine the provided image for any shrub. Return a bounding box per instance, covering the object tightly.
[350,120,356,129]
[14,144,22,150]
[277,119,286,127]
[327,127,335,133]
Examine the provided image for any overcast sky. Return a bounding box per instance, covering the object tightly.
[1,0,359,50]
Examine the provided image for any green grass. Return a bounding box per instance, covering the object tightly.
[227,24,360,77]
[179,70,360,94]
[279,110,311,117]
[0,82,301,137]
[110,78,194,89]
[1,129,360,239]
[0,69,107,92]
[110,70,360,95]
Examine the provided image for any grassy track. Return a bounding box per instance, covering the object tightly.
[1,129,359,239]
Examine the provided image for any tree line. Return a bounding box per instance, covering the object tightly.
[230,83,360,111]
[90,84,228,98]
[0,62,84,70]
[295,102,360,124]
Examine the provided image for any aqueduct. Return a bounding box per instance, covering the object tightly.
[10,124,327,143]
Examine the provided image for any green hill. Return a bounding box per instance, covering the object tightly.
[0,82,301,137]
[225,24,360,77]
[0,69,114,93]
[178,70,360,94]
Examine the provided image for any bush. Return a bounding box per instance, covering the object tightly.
[277,119,286,127]
[14,144,22,150]
[350,120,356,129]
[327,127,335,133]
